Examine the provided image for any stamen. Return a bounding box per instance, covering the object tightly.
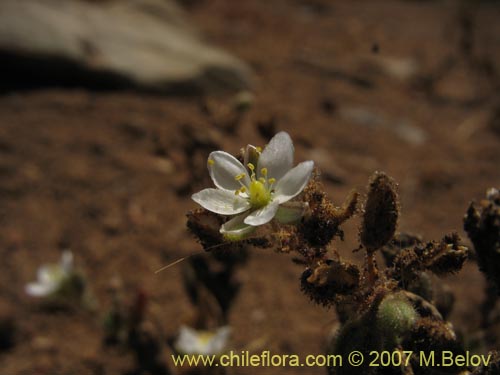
[259,177,266,184]
[234,173,245,181]
[260,168,268,177]
[247,163,256,180]
[268,178,276,184]
[207,159,215,166]
[234,186,247,196]
[255,146,262,153]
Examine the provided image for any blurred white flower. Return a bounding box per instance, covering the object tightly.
[192,131,313,240]
[25,251,74,297]
[174,325,231,356]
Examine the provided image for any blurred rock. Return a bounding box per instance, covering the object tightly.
[362,56,419,82]
[339,106,427,146]
[0,0,252,94]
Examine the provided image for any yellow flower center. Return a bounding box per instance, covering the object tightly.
[233,162,276,209]
[249,180,271,208]
[198,331,215,346]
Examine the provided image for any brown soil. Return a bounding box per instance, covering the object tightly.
[1,1,500,374]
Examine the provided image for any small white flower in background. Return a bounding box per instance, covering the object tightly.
[174,325,231,356]
[192,131,314,240]
[25,251,74,297]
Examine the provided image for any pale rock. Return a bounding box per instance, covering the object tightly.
[0,0,252,93]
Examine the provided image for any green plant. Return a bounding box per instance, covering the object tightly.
[187,131,498,374]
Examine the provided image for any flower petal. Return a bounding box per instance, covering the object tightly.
[258,132,294,181]
[25,282,56,297]
[208,151,250,191]
[37,265,54,284]
[175,325,231,356]
[220,213,256,241]
[208,326,231,354]
[243,144,260,169]
[192,189,250,215]
[274,160,314,204]
[244,201,279,226]
[60,251,73,274]
[175,325,202,354]
[275,202,309,224]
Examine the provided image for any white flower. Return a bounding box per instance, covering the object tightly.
[192,131,314,240]
[25,251,74,297]
[174,325,231,355]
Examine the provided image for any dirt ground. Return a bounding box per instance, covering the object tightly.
[1,1,500,374]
